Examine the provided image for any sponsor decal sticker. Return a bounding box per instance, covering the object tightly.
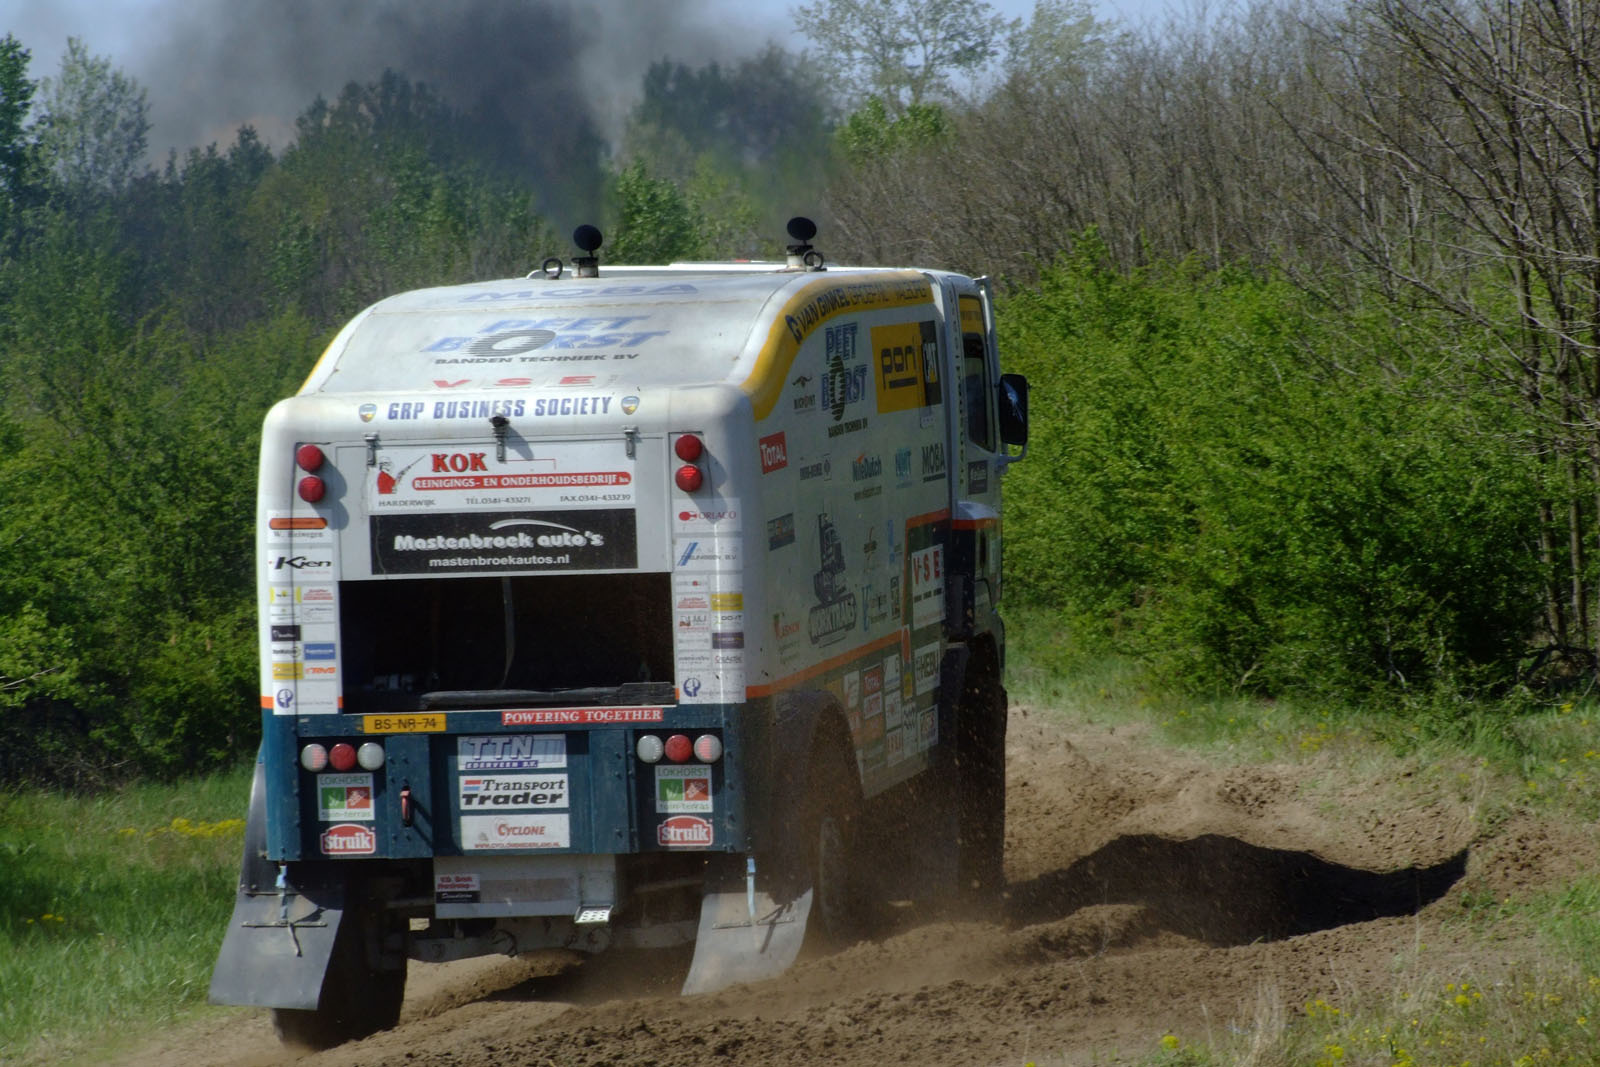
[911,545,946,628]
[275,687,295,711]
[797,454,831,482]
[914,641,941,696]
[266,550,334,577]
[822,323,867,423]
[809,514,857,645]
[894,447,914,488]
[920,441,947,482]
[968,459,989,494]
[768,515,800,550]
[321,823,376,856]
[655,765,714,814]
[371,510,636,574]
[359,403,378,422]
[318,774,374,821]
[621,395,639,414]
[303,641,336,660]
[872,320,941,413]
[460,813,572,851]
[759,431,788,474]
[501,707,664,725]
[270,624,301,642]
[675,538,740,571]
[458,773,568,809]
[458,734,567,770]
[435,872,480,904]
[271,662,303,680]
[657,814,714,848]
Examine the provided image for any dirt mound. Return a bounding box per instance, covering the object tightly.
[113,703,1519,1067]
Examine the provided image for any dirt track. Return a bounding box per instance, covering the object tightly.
[112,703,1584,1067]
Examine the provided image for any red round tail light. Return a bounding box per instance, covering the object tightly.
[296,444,325,471]
[298,475,326,503]
[663,734,693,763]
[674,435,704,461]
[674,464,704,492]
[328,743,357,772]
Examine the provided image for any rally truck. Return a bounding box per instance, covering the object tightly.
[209,220,1029,1048]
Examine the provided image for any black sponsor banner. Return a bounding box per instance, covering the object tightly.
[371,509,637,574]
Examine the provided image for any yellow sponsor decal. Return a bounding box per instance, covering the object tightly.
[710,592,744,610]
[272,662,303,680]
[872,320,940,414]
[742,272,933,421]
[361,713,447,734]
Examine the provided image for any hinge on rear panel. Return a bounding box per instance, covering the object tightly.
[364,432,379,467]
[621,425,639,459]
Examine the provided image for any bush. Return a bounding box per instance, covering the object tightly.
[1000,240,1542,700]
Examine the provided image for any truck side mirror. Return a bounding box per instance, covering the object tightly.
[998,373,1029,459]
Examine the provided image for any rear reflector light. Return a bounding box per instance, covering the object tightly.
[636,734,664,763]
[664,734,693,763]
[356,742,386,770]
[300,744,328,772]
[693,734,723,762]
[329,743,357,772]
[298,475,326,503]
[674,464,703,492]
[674,434,704,461]
[296,443,325,471]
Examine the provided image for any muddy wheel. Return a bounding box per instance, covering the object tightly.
[955,674,1007,903]
[804,739,865,949]
[272,902,404,1050]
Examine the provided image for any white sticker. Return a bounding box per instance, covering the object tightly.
[674,537,741,571]
[458,734,567,771]
[460,814,571,851]
[910,545,945,628]
[457,773,569,810]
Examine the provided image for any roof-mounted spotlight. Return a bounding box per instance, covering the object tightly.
[786,216,824,271]
[573,224,603,278]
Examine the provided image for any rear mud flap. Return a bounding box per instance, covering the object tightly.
[207,873,346,1011]
[681,857,812,995]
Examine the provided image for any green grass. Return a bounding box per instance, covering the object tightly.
[0,764,253,1065]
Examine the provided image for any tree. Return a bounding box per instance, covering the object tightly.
[0,33,35,205]
[793,0,1015,114]
[607,160,704,264]
[1280,0,1600,667]
[32,38,150,197]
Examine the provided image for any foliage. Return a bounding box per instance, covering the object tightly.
[835,97,950,163]
[607,160,706,264]
[0,33,36,210]
[31,38,149,198]
[792,0,1015,114]
[1001,240,1543,699]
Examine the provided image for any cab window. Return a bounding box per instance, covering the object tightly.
[959,296,995,452]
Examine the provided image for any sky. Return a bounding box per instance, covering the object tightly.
[0,0,1178,162]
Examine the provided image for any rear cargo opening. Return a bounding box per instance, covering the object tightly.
[338,573,673,713]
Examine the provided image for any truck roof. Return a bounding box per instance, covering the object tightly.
[300,266,940,421]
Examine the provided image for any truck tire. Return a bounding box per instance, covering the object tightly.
[272,900,404,1050]
[955,673,1007,904]
[803,738,865,949]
